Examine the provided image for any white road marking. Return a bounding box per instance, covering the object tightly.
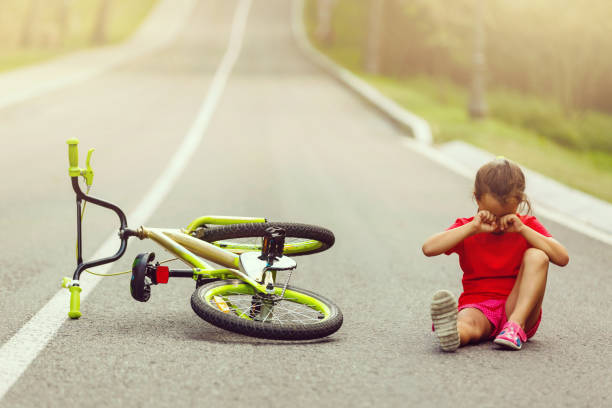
[0,0,252,399]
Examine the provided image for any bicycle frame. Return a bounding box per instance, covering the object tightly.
[72,177,266,286]
[138,226,271,293]
[62,140,344,340]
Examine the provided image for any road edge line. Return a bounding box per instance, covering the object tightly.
[0,0,252,400]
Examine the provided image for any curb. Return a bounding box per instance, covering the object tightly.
[291,0,612,246]
[290,0,432,144]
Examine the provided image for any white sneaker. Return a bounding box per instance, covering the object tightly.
[430,290,460,352]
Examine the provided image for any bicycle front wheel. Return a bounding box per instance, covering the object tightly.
[190,280,343,340]
[198,222,334,256]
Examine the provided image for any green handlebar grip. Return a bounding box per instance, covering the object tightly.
[68,286,82,319]
[66,138,81,177]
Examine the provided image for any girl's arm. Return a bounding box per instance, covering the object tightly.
[422,211,496,257]
[499,215,570,266]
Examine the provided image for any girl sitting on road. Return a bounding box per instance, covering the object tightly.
[422,158,569,351]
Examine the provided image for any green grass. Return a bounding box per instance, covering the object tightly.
[105,1,160,43]
[307,20,612,203]
[0,0,158,73]
[0,49,65,73]
[369,75,612,203]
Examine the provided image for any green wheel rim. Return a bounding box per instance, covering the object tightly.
[199,222,334,257]
[203,283,332,323]
[211,238,323,255]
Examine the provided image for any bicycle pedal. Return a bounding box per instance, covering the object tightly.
[259,226,286,264]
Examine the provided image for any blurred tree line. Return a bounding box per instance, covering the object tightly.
[0,0,114,49]
[314,0,612,115]
[0,0,159,57]
[310,0,612,153]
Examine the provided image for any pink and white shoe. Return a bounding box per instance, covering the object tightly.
[494,321,527,350]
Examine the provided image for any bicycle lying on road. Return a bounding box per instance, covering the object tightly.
[62,139,343,340]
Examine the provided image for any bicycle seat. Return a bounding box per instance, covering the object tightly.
[239,251,297,282]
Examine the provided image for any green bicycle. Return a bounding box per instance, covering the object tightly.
[62,139,343,340]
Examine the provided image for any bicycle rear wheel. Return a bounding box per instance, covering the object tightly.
[191,279,343,340]
[198,222,334,256]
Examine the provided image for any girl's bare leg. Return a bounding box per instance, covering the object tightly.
[457,308,493,345]
[505,248,549,331]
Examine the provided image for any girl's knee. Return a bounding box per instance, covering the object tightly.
[458,313,479,329]
[458,309,492,342]
[523,248,549,268]
[457,320,476,345]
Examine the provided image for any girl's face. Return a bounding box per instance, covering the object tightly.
[476,193,519,233]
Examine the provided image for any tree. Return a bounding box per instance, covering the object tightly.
[468,0,487,118]
[315,0,335,46]
[364,0,385,74]
[20,0,41,47]
[92,0,112,45]
[57,0,71,47]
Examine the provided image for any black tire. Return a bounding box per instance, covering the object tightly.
[130,252,153,302]
[198,222,334,256]
[191,279,343,340]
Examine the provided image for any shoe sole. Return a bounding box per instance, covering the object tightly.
[430,290,460,352]
[493,337,522,350]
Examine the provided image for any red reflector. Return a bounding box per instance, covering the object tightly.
[156,266,169,284]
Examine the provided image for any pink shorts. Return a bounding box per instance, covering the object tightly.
[459,299,541,339]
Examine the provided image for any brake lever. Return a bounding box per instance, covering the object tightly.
[82,148,95,186]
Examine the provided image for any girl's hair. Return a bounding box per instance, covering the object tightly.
[474,158,532,214]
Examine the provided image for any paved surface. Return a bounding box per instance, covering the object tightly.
[1,1,611,407]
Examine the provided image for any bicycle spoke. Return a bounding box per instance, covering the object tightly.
[206,291,323,325]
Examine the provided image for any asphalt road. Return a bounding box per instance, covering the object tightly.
[1,1,610,407]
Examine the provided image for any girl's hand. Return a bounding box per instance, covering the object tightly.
[473,210,497,233]
[499,214,524,233]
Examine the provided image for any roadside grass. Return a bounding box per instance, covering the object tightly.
[307,29,612,203]
[0,0,158,73]
[0,50,63,73]
[370,75,612,203]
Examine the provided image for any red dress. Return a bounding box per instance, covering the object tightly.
[445,215,552,307]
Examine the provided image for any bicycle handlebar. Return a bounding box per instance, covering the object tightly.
[69,286,82,319]
[67,138,81,177]
[64,138,137,319]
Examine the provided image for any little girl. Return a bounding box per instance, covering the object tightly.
[422,158,569,351]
